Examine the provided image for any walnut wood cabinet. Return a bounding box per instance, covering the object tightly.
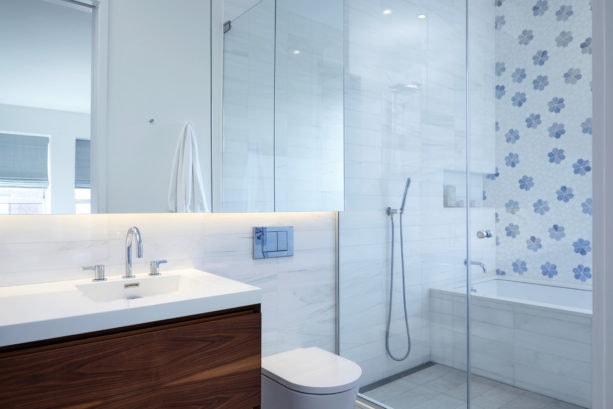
[0,305,261,409]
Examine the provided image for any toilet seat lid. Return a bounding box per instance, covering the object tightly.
[261,347,362,395]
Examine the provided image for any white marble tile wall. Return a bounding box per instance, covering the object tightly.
[339,0,496,387]
[0,212,336,356]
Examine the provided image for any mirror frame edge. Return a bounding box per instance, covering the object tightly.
[211,0,223,213]
[90,0,109,214]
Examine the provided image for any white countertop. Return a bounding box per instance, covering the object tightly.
[0,269,261,347]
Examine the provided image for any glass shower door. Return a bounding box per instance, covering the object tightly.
[339,0,471,408]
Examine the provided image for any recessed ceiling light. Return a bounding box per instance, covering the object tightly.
[293,50,301,55]
[418,14,427,19]
[383,9,392,15]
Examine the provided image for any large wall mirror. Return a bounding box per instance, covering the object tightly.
[0,0,343,215]
[0,0,93,214]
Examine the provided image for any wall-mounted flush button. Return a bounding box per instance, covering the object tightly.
[277,231,288,251]
[263,232,279,252]
[254,226,294,259]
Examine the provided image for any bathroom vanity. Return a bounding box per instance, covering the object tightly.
[0,269,262,409]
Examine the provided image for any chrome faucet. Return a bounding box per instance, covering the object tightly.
[124,226,143,279]
[465,259,487,273]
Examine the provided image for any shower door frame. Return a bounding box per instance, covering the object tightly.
[591,0,612,406]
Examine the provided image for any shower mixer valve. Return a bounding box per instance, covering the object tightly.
[476,229,493,239]
[386,207,399,215]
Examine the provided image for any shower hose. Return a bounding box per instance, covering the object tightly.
[385,208,411,361]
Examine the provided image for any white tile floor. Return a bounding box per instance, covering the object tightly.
[356,364,586,409]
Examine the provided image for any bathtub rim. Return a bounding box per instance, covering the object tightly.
[430,276,592,317]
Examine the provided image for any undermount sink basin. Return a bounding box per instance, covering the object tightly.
[76,274,182,302]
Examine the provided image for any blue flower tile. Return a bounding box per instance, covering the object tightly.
[549,224,566,240]
[505,129,520,144]
[548,97,566,113]
[573,264,592,282]
[555,5,573,21]
[526,113,542,128]
[496,15,506,30]
[581,198,592,215]
[548,123,566,139]
[556,31,573,47]
[505,199,520,214]
[512,68,527,82]
[532,50,549,66]
[512,259,528,274]
[533,0,549,16]
[541,262,558,278]
[580,37,592,54]
[533,75,549,90]
[581,118,592,135]
[556,185,574,202]
[527,236,543,252]
[548,148,565,164]
[573,238,591,255]
[519,175,535,191]
[505,152,520,167]
[496,84,506,99]
[518,30,534,45]
[496,62,506,76]
[533,199,549,215]
[506,223,520,238]
[564,68,582,84]
[512,92,527,107]
[572,159,591,176]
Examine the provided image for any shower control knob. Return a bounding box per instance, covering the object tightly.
[476,230,493,239]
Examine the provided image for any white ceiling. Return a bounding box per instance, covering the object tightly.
[0,0,92,113]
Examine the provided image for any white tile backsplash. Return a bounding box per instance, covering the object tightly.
[0,212,336,356]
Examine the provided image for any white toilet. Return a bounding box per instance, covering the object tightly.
[261,347,362,409]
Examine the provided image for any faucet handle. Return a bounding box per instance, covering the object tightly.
[149,259,168,276]
[83,265,106,281]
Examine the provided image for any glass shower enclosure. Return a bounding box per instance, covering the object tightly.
[339,0,592,408]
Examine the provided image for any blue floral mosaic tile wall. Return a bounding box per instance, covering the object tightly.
[484,0,592,285]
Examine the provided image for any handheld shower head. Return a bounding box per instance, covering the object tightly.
[399,177,411,214]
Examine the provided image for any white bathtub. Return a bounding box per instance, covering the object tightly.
[430,277,592,408]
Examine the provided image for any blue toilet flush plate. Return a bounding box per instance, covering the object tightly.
[253,226,294,259]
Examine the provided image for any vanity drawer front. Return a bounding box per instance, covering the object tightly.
[0,308,261,409]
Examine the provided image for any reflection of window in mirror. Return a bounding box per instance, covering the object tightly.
[74,138,91,214]
[0,132,50,214]
[0,0,93,214]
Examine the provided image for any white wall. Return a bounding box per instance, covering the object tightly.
[0,103,90,214]
[102,0,212,213]
[0,212,337,356]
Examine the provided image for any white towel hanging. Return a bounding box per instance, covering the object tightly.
[168,122,210,212]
